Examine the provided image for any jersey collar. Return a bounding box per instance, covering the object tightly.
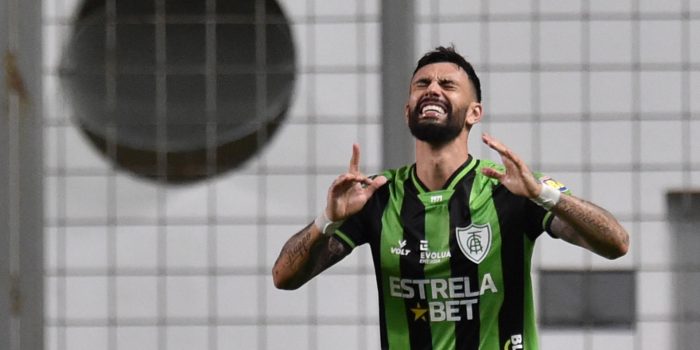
[410,155,478,195]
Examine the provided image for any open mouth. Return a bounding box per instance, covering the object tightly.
[418,99,449,119]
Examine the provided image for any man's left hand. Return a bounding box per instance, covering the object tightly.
[480,132,541,199]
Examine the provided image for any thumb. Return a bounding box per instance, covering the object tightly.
[365,175,388,192]
[481,167,504,181]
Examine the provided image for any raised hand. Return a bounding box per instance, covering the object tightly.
[325,144,388,221]
[480,133,541,199]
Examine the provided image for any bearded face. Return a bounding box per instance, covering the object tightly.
[408,96,468,146]
[406,62,480,146]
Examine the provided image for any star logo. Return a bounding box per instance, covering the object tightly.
[410,303,428,321]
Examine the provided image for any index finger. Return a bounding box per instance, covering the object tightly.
[349,143,360,174]
[482,132,508,155]
[482,132,522,166]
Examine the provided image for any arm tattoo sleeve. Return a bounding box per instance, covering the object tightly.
[273,223,352,289]
[550,195,629,259]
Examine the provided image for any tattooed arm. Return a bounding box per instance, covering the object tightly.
[272,144,387,290]
[272,223,351,290]
[481,133,629,259]
[549,196,629,259]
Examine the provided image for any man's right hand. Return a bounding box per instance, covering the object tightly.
[273,143,386,290]
[325,144,388,222]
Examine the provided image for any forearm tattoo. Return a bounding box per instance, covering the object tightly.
[310,238,348,276]
[274,223,350,288]
[552,196,629,258]
[276,223,315,270]
[558,198,610,234]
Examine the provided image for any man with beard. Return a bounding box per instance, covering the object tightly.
[272,46,629,350]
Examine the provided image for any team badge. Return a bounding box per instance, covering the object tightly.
[456,223,492,264]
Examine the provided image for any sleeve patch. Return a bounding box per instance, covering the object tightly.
[539,175,568,193]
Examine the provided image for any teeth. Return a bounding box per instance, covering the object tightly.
[421,104,445,115]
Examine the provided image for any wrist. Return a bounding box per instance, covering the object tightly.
[531,183,561,210]
[314,211,344,235]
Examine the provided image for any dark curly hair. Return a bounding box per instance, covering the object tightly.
[413,45,482,102]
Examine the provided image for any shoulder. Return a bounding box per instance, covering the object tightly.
[473,159,570,194]
[474,159,504,173]
[377,164,413,187]
[472,158,504,188]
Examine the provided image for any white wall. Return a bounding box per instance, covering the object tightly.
[42,0,699,349]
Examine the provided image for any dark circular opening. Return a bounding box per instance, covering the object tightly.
[60,0,296,184]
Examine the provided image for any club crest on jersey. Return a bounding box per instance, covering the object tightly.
[456,223,492,264]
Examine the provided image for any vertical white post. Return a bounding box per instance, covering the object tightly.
[667,191,700,350]
[1,0,44,349]
[381,0,415,169]
[0,0,10,340]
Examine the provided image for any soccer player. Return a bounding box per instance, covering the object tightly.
[272,46,629,350]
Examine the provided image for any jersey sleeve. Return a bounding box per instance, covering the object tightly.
[332,179,390,250]
[522,197,552,241]
[333,209,369,250]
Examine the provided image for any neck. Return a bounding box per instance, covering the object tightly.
[414,130,470,191]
